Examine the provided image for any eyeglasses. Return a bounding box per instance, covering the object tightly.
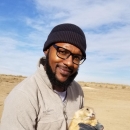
[53,44,86,65]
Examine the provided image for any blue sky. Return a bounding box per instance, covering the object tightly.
[0,0,130,85]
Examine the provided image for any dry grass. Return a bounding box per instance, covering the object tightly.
[78,81,130,90]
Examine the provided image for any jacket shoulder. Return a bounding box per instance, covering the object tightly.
[70,80,84,96]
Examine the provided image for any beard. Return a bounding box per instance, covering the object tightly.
[45,54,78,90]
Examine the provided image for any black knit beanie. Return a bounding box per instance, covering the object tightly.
[43,23,87,57]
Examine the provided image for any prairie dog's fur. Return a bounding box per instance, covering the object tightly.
[69,106,98,130]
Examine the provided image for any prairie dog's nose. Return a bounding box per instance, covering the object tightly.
[92,113,95,118]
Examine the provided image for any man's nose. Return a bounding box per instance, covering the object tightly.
[63,55,73,67]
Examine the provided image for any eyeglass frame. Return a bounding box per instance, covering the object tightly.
[52,44,86,65]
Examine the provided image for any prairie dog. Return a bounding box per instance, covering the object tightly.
[69,106,98,130]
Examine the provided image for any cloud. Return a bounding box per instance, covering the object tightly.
[33,0,130,28]
[0,0,130,85]
[0,35,44,76]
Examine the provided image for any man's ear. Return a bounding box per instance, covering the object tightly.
[44,49,49,56]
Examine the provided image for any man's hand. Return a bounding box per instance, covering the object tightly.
[78,123,97,130]
[78,123,104,130]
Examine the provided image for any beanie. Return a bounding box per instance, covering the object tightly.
[43,23,87,57]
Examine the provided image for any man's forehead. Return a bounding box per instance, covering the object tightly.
[55,42,80,49]
[53,42,83,54]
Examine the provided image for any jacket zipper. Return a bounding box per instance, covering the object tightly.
[63,99,68,130]
[54,90,68,129]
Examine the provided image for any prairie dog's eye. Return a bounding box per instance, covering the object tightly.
[86,108,89,111]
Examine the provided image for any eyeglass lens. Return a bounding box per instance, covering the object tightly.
[53,44,85,65]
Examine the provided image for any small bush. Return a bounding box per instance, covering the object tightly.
[122,86,126,89]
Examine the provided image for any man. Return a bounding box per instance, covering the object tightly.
[0,23,100,130]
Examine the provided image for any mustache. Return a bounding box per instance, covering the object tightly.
[56,64,73,73]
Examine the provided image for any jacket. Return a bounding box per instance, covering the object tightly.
[0,57,84,130]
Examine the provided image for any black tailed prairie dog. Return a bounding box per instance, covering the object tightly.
[69,106,98,130]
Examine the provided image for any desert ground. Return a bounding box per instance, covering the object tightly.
[0,74,130,130]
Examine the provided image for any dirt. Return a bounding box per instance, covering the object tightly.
[0,74,130,130]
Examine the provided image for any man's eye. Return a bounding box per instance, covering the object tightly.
[74,56,81,61]
[58,50,67,55]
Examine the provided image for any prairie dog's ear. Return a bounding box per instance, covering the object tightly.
[44,49,49,56]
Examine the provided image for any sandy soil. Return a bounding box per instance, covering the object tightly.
[0,74,130,130]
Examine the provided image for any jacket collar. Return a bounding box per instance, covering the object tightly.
[37,57,53,90]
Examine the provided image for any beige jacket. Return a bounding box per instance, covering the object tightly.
[0,58,84,130]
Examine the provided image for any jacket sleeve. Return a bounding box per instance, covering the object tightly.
[76,81,84,109]
[0,89,38,130]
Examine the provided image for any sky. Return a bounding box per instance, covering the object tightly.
[0,0,130,85]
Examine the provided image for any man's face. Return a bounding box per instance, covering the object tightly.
[45,43,82,82]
